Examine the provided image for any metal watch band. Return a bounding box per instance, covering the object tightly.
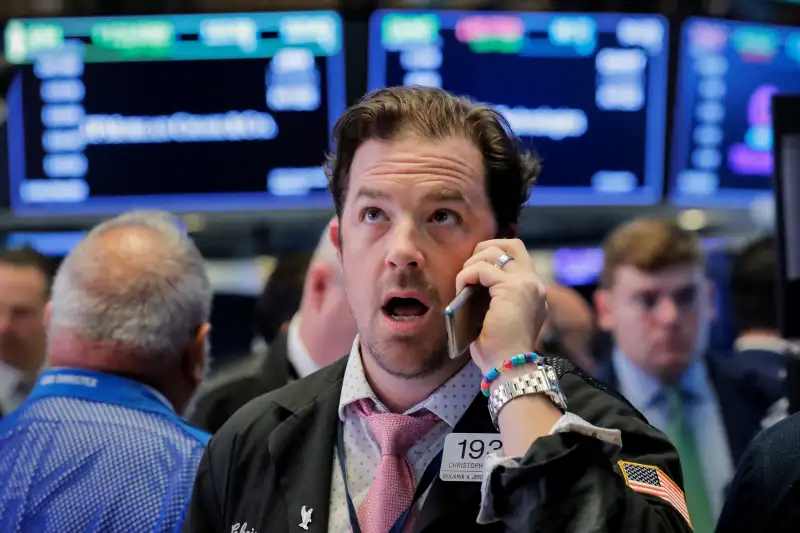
[487,365,568,429]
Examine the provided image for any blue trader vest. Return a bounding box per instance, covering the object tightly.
[0,368,210,532]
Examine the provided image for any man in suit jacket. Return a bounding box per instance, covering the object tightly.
[593,219,772,533]
[727,236,788,426]
[184,87,693,533]
[189,218,357,433]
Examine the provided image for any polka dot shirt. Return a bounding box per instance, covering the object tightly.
[328,338,483,533]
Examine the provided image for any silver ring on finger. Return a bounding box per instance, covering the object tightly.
[494,252,514,270]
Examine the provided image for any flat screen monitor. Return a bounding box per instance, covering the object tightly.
[3,12,346,216]
[772,94,800,340]
[669,17,800,207]
[368,11,670,206]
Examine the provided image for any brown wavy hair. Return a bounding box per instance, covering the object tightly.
[324,86,541,236]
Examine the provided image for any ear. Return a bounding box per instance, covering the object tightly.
[304,262,333,312]
[44,301,52,330]
[184,323,211,384]
[330,218,341,255]
[593,289,616,332]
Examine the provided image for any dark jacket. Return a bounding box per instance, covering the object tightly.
[183,355,693,533]
[727,347,786,410]
[715,412,800,533]
[188,332,296,434]
[593,355,773,465]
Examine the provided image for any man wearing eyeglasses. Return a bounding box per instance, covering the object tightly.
[592,218,770,533]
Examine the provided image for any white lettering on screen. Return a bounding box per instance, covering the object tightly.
[80,111,279,144]
[494,106,588,140]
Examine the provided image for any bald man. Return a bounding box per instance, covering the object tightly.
[537,283,596,374]
[189,217,357,433]
[0,211,212,533]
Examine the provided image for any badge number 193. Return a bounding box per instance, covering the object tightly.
[440,433,504,482]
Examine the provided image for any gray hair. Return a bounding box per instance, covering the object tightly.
[48,210,212,364]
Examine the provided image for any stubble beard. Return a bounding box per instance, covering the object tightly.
[360,324,450,380]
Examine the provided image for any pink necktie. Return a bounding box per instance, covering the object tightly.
[354,399,441,533]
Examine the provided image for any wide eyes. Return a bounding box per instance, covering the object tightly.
[360,208,462,226]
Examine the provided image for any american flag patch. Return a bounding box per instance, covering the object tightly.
[618,461,692,528]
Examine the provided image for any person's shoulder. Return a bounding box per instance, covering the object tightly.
[196,352,271,400]
[190,370,271,421]
[210,357,349,448]
[752,410,800,449]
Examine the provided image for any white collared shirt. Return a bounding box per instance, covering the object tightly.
[327,336,622,531]
[0,360,32,416]
[286,314,319,380]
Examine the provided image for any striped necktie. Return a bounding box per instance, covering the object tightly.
[664,386,713,533]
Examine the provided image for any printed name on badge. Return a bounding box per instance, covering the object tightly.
[440,433,503,482]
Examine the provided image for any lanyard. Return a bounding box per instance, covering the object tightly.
[336,421,442,533]
[27,368,176,418]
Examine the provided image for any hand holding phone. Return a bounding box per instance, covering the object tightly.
[446,239,548,371]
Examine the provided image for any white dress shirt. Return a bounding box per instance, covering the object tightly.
[328,336,623,531]
[612,350,734,518]
[0,360,32,416]
[286,313,320,380]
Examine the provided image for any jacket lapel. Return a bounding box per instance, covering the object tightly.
[417,393,498,532]
[267,360,346,533]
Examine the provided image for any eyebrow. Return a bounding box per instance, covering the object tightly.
[354,186,469,205]
[355,187,390,201]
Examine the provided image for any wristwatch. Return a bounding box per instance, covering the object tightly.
[487,364,568,429]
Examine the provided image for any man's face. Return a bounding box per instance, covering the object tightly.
[0,264,48,372]
[597,264,715,382]
[334,135,497,378]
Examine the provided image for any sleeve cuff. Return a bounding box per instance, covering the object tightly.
[476,411,622,524]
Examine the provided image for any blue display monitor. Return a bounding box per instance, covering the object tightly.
[669,17,800,207]
[5,231,86,256]
[3,12,346,216]
[368,11,669,206]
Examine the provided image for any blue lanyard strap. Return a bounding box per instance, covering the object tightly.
[336,421,442,533]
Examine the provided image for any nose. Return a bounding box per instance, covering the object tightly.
[385,218,425,270]
[653,296,680,326]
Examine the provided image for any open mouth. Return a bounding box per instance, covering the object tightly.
[383,297,430,321]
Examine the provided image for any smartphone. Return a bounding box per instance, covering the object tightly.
[444,284,491,359]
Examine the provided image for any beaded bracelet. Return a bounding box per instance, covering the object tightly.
[480,352,541,396]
